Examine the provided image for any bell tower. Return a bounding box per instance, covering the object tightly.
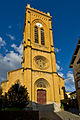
[22,4,64,105]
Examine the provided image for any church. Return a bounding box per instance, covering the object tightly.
[1,4,65,107]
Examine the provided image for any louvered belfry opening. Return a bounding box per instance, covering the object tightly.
[34,26,39,43]
[41,28,45,45]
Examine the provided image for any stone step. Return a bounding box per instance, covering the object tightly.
[36,104,54,112]
[31,102,60,112]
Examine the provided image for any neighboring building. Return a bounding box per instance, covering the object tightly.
[66,92,72,99]
[66,91,76,99]
[1,4,65,107]
[70,38,80,112]
[69,91,77,100]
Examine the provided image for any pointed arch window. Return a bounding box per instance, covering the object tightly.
[41,28,45,45]
[34,26,39,43]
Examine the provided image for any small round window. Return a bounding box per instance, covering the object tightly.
[34,56,49,69]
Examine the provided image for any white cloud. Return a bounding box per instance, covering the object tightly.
[6,33,15,40]
[0,51,22,83]
[56,63,60,71]
[56,62,75,92]
[8,25,12,29]
[58,72,64,78]
[65,71,75,92]
[65,71,74,85]
[56,63,64,78]
[5,49,8,53]
[11,43,23,55]
[56,63,63,71]
[0,41,23,84]
[57,69,75,92]
[3,51,22,67]
[57,61,60,64]
[65,85,75,92]
[0,37,6,48]
[55,48,61,53]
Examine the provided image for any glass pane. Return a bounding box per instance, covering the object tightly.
[35,26,38,43]
[41,28,45,45]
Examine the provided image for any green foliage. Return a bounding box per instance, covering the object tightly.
[0,88,2,110]
[0,88,2,98]
[2,93,8,109]
[2,107,24,111]
[61,104,64,109]
[6,84,29,108]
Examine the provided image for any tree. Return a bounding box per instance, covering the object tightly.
[7,83,29,108]
[0,88,2,110]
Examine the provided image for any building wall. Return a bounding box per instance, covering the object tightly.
[66,92,71,98]
[1,4,65,108]
[58,76,65,100]
[1,68,24,94]
[22,5,65,106]
[72,48,80,111]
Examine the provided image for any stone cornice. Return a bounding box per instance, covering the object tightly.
[26,6,52,19]
[23,67,57,74]
[24,45,55,54]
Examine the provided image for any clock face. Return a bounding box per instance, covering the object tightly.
[36,23,43,28]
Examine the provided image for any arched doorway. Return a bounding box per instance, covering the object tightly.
[34,78,50,104]
[37,89,46,104]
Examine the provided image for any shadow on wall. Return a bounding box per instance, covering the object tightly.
[40,118,49,120]
[0,111,39,120]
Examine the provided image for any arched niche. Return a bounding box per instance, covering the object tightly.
[35,78,49,88]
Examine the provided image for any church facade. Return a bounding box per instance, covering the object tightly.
[1,4,65,107]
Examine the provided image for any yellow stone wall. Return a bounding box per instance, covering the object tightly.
[1,68,24,94]
[1,4,65,107]
[58,75,65,100]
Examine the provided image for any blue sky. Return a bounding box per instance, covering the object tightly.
[0,0,80,92]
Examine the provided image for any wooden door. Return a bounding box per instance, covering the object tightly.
[37,89,46,104]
